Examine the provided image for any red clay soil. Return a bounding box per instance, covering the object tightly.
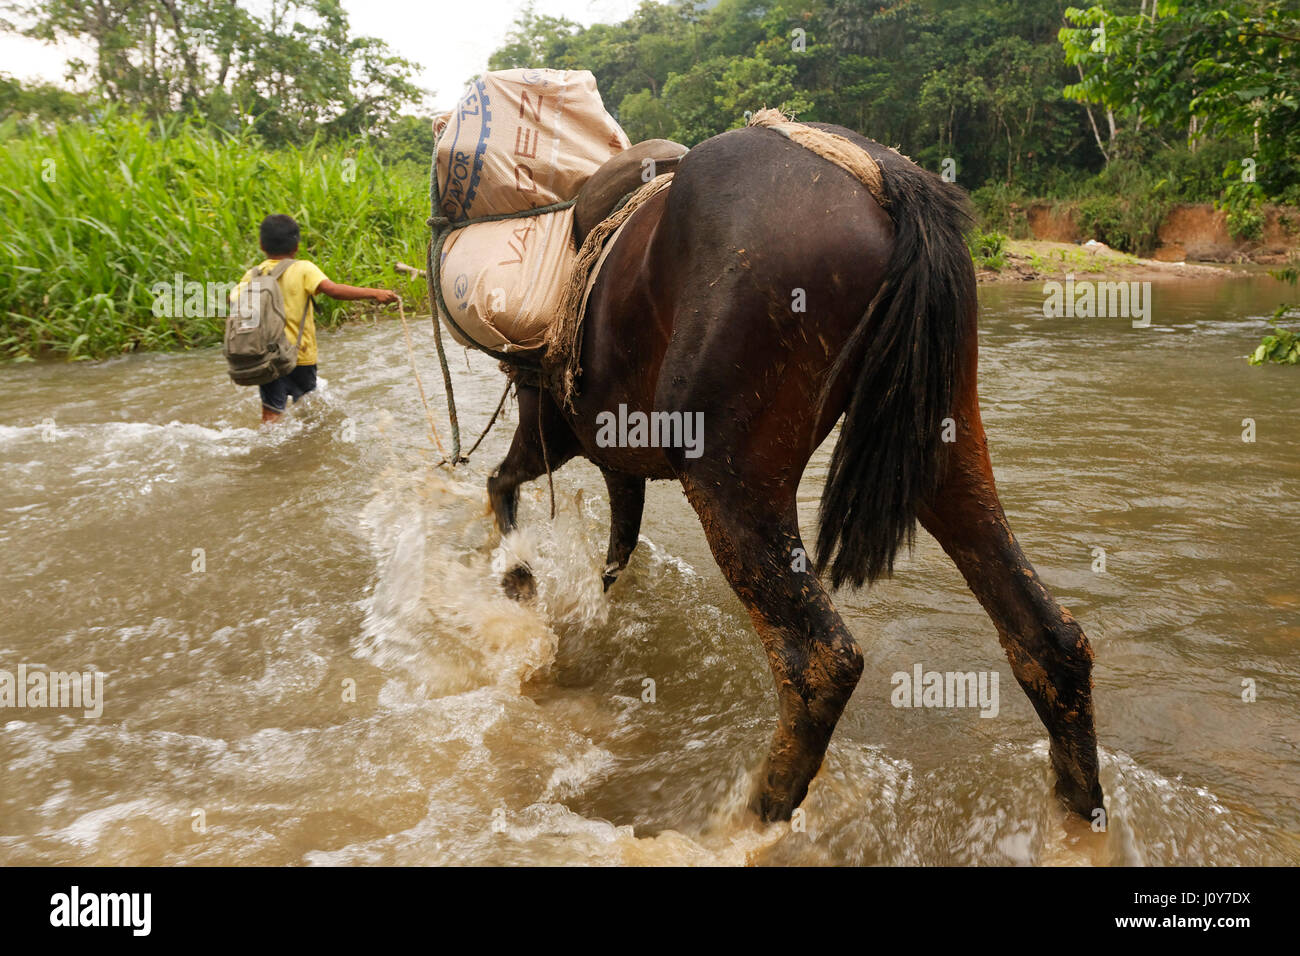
[1019,201,1300,264]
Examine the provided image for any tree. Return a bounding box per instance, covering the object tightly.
[715,53,815,127]
[1062,0,1299,194]
[1,0,424,139]
[0,73,91,123]
[473,0,1291,201]
[618,88,676,141]
[378,113,436,166]
[487,2,581,70]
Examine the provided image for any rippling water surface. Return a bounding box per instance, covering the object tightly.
[1,275,1296,865]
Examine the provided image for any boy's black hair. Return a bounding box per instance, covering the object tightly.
[259,214,300,256]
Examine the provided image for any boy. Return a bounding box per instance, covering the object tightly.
[234,214,397,423]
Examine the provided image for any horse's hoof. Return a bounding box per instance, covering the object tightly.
[749,783,799,824]
[501,564,536,601]
[1054,775,1105,821]
[1051,744,1105,820]
[601,561,623,592]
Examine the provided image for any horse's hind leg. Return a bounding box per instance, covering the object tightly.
[600,469,644,591]
[918,385,1104,818]
[487,384,578,600]
[681,477,864,821]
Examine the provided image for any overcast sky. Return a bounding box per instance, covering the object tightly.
[0,0,641,111]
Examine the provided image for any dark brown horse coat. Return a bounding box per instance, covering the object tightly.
[487,122,1104,823]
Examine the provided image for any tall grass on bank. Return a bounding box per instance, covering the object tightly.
[0,111,431,360]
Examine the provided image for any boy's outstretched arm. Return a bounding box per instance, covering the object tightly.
[317,279,398,304]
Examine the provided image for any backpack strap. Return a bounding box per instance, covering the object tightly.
[260,258,312,351]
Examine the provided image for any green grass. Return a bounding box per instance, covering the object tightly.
[1048,243,1138,274]
[0,110,432,360]
[999,239,1139,275]
[967,227,1007,271]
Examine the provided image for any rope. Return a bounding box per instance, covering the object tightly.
[538,390,555,520]
[424,135,578,467]
[425,200,572,371]
[424,239,463,463]
[464,380,511,459]
[428,198,577,234]
[394,262,515,466]
[423,132,665,470]
[394,294,447,458]
[425,137,462,464]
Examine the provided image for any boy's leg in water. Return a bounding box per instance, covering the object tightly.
[257,366,314,424]
[259,374,289,424]
[289,365,318,400]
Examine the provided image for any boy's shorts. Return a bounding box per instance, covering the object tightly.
[259,364,317,413]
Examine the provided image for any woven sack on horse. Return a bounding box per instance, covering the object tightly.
[433,70,691,363]
[438,207,578,352]
[435,68,629,221]
[432,68,629,356]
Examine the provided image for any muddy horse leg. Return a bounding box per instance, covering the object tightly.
[681,478,864,821]
[487,384,578,599]
[918,387,1104,818]
[600,469,645,591]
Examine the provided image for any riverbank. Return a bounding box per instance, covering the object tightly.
[1004,201,1300,265]
[976,239,1242,284]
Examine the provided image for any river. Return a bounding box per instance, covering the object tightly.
[1,274,1296,865]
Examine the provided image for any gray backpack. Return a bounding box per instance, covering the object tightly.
[224,259,311,386]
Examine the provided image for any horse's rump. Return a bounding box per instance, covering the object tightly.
[592,119,977,586]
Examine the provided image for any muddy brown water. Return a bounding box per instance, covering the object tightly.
[1,274,1297,865]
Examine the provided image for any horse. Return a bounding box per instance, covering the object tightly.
[484,121,1104,823]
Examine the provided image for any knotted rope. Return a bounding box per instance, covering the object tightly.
[422,138,679,456]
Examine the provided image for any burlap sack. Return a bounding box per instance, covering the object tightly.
[438,207,577,351]
[436,69,630,222]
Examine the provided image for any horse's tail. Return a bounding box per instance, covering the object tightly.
[815,145,977,589]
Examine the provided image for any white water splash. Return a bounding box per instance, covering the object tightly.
[357,464,611,697]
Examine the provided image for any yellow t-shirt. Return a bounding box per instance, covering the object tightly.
[231,259,329,366]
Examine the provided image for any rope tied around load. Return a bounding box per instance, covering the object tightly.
[420,139,580,464]
[425,194,578,373]
[544,172,676,412]
[414,110,886,467]
[421,132,676,464]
